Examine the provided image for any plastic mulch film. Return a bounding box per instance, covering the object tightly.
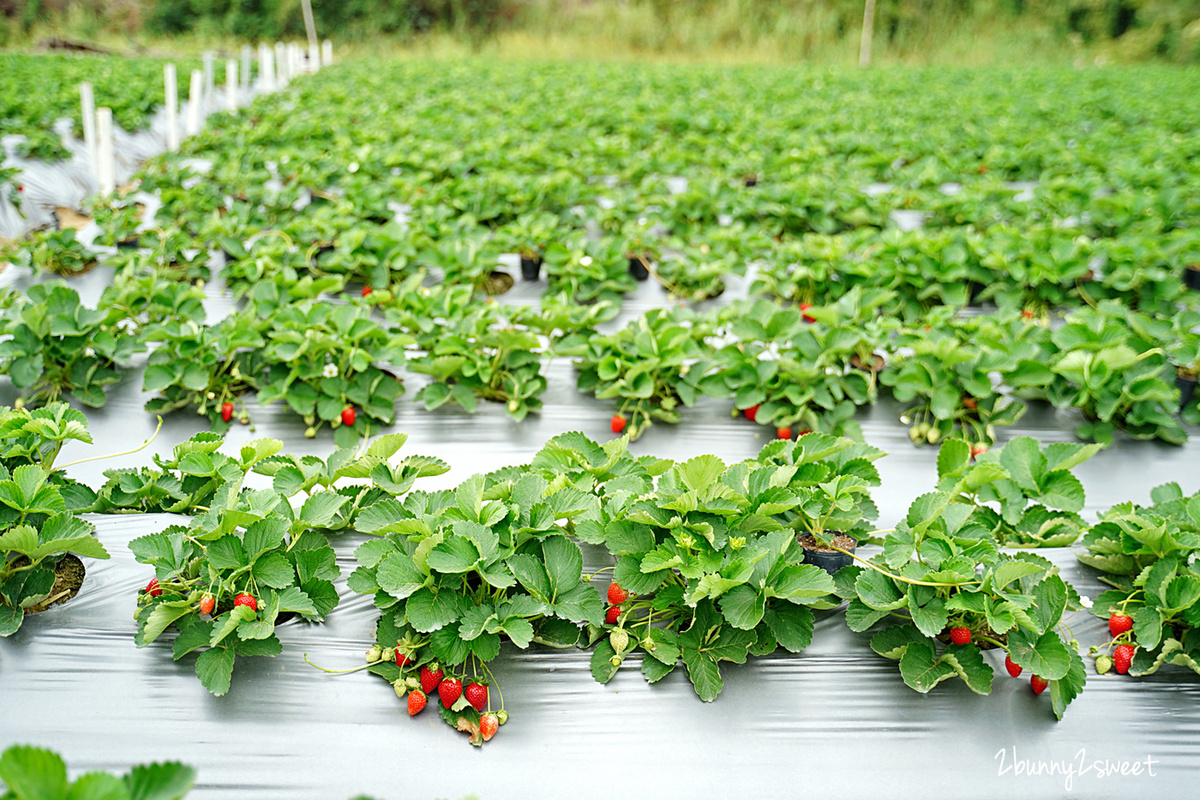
[2,266,1200,798]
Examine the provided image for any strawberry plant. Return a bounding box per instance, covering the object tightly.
[0,744,195,800]
[1078,483,1200,678]
[837,489,1087,719]
[98,269,208,340]
[1044,302,1185,445]
[350,455,604,744]
[584,441,847,701]
[408,303,548,421]
[882,310,1031,446]
[0,282,143,408]
[932,436,1101,547]
[131,434,440,695]
[141,313,265,428]
[2,228,98,277]
[576,306,718,441]
[1,462,109,636]
[249,293,408,445]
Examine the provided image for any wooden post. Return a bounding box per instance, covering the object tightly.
[860,0,877,67]
[96,107,115,195]
[79,82,97,179]
[226,60,238,110]
[185,69,203,136]
[164,64,179,151]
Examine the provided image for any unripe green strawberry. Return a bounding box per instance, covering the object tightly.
[405,676,420,690]
[609,628,629,653]
[366,645,382,663]
[926,428,941,444]
[496,709,509,725]
[1095,654,1113,674]
[393,679,407,699]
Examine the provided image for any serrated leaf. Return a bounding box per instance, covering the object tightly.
[0,744,68,800]
[764,603,815,652]
[1006,628,1071,680]
[195,646,235,696]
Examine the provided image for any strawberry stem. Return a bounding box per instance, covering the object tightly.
[303,653,387,675]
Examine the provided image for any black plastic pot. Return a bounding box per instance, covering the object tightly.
[629,257,650,281]
[1178,374,1198,410]
[1185,267,1200,292]
[743,175,759,187]
[520,256,542,281]
[967,281,986,306]
[116,237,140,249]
[803,546,853,576]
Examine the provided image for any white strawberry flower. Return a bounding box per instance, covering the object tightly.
[579,255,593,267]
[756,342,781,362]
[1080,596,1093,609]
[322,363,338,378]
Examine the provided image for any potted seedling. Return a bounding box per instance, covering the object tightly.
[502,211,560,281]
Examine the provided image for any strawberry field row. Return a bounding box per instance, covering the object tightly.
[5,399,1198,748]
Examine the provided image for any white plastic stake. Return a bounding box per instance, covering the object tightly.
[203,52,215,106]
[79,82,97,179]
[322,40,333,66]
[185,69,203,136]
[164,64,179,152]
[241,44,252,88]
[309,42,320,72]
[96,107,115,195]
[259,44,275,92]
[226,60,238,110]
[275,42,288,86]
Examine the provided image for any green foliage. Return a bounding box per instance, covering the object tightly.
[130,433,443,695]
[0,282,142,408]
[842,487,1087,719]
[1079,484,1200,677]
[0,744,194,800]
[0,404,107,638]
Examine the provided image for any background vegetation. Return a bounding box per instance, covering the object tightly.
[1,1,1199,65]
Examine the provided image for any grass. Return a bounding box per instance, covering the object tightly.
[0,0,1119,68]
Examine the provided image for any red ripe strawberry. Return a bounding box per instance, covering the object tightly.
[949,627,971,646]
[480,712,499,741]
[776,426,792,440]
[420,664,444,695]
[611,413,627,434]
[1113,643,1135,675]
[607,582,629,605]
[145,578,162,597]
[744,404,759,422]
[798,429,812,436]
[407,688,427,715]
[361,285,372,296]
[605,605,621,624]
[395,650,412,667]
[978,164,988,175]
[341,406,356,427]
[1021,309,1035,320]
[220,401,234,423]
[438,677,463,708]
[1030,674,1048,695]
[233,592,257,612]
[1109,613,1134,638]
[962,397,977,411]
[1005,654,1022,678]
[199,595,215,615]
[465,682,488,712]
[799,302,815,323]
[971,443,989,458]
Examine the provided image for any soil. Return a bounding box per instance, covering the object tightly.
[54,207,93,231]
[849,353,885,374]
[484,270,514,296]
[798,532,857,554]
[24,554,86,614]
